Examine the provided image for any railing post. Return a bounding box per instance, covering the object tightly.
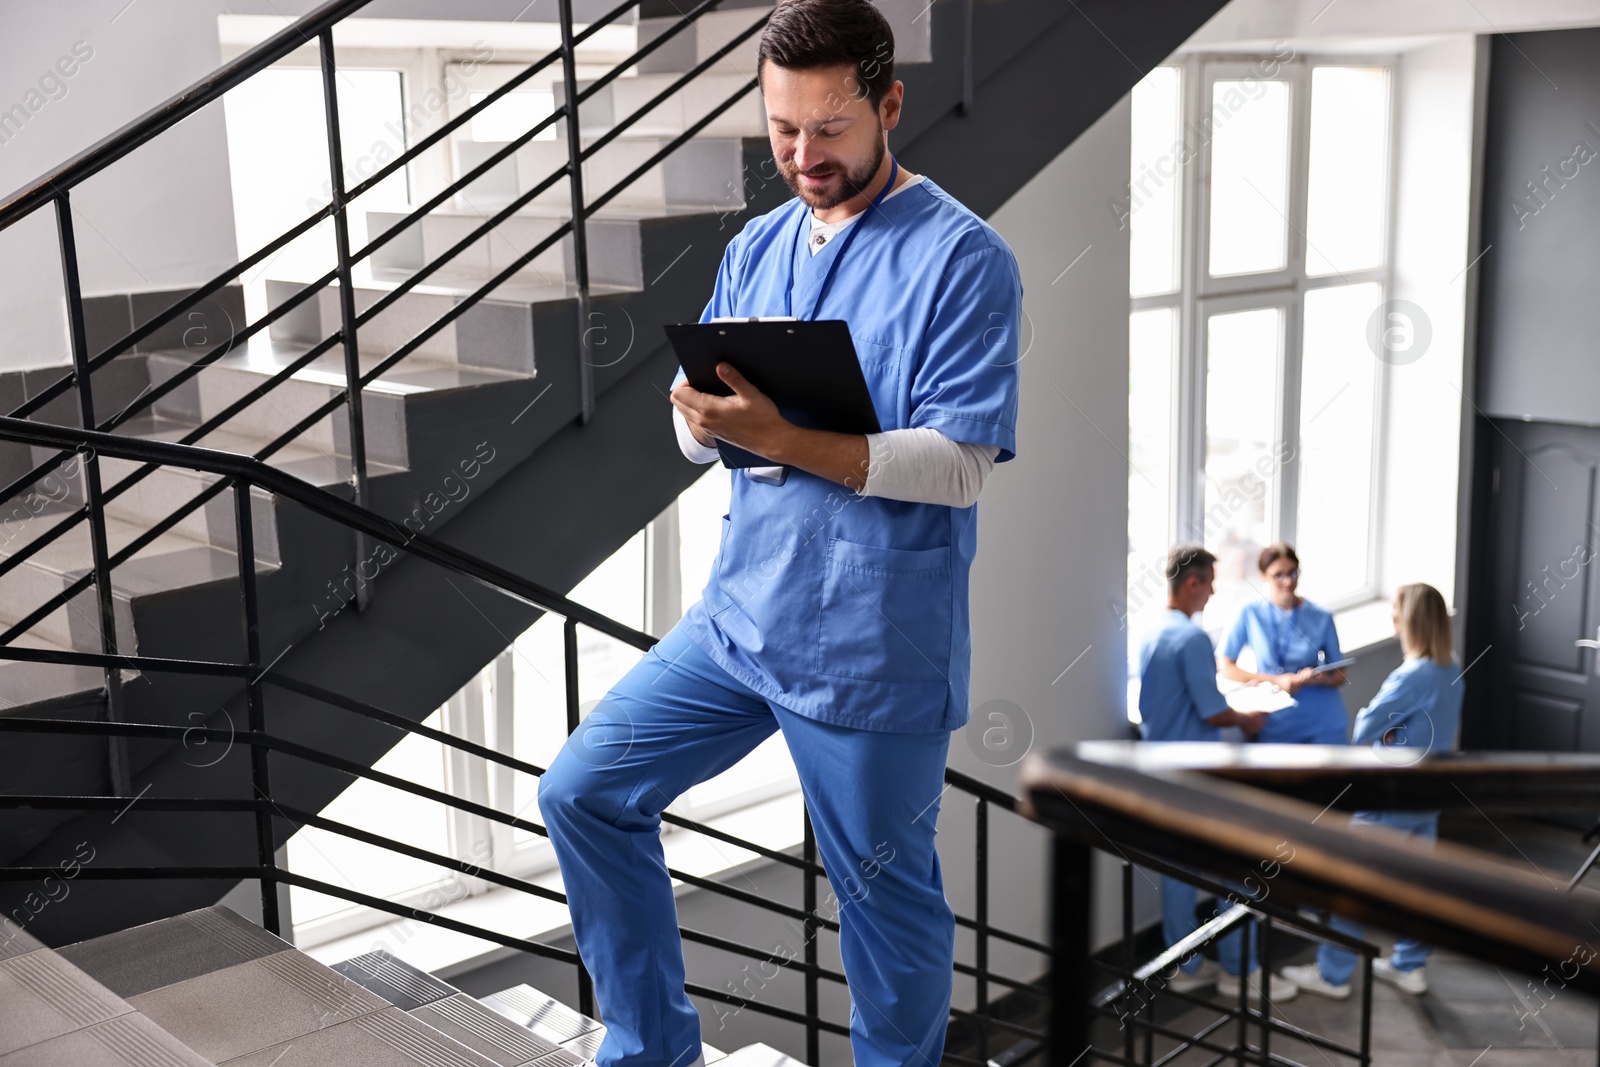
[1049,836,1091,1067]
[803,812,820,1065]
[53,191,131,797]
[562,615,596,1016]
[959,0,975,116]
[319,29,373,611]
[557,0,596,424]
[976,797,990,1063]
[1120,859,1134,1066]
[1359,954,1373,1067]
[234,480,280,935]
[1257,915,1271,1066]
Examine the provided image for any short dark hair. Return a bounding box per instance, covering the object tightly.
[1257,542,1299,574]
[1166,543,1216,596]
[757,0,896,108]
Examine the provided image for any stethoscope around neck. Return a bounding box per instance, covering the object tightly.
[782,155,899,322]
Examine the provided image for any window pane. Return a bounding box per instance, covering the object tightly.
[1127,307,1176,645]
[1297,283,1381,601]
[469,89,556,142]
[1202,306,1283,631]
[1305,67,1390,276]
[1207,79,1291,277]
[288,710,451,926]
[1129,67,1183,297]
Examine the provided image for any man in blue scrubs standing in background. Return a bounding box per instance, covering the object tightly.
[538,2,1023,1065]
[1137,545,1298,1002]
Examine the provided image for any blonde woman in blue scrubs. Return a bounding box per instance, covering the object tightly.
[1219,543,1350,744]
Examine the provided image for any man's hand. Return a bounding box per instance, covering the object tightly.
[671,363,789,457]
[1237,711,1266,738]
[670,363,871,490]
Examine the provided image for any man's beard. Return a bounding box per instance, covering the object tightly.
[778,131,887,211]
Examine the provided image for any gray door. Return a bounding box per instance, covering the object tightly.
[1485,421,1600,754]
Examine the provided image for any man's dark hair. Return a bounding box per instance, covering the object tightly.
[757,0,897,108]
[1166,543,1216,596]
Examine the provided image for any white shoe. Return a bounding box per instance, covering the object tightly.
[1373,957,1428,995]
[1161,958,1220,993]
[1216,967,1298,1003]
[1279,962,1351,1000]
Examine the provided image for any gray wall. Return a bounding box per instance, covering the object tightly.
[1476,27,1600,427]
[0,1,242,372]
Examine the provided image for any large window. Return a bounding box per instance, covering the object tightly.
[1126,54,1395,658]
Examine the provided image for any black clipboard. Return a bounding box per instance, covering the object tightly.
[665,319,882,469]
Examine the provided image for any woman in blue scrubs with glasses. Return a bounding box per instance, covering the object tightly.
[1219,543,1350,744]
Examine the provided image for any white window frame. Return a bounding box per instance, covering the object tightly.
[1139,51,1401,617]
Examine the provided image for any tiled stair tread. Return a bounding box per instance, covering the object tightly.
[0,918,44,963]
[58,906,289,1001]
[478,985,600,1046]
[0,636,106,714]
[112,413,406,486]
[127,947,388,1063]
[702,1043,726,1064]
[0,1011,213,1067]
[393,201,731,225]
[217,1007,500,1067]
[558,1026,603,1062]
[153,336,532,395]
[0,948,133,1055]
[411,994,560,1066]
[331,949,459,1011]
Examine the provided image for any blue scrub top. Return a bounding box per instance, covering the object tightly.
[677,177,1023,734]
[1222,598,1348,743]
[1350,656,1462,829]
[1137,610,1227,743]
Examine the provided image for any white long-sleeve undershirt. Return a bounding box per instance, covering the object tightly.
[672,408,999,508]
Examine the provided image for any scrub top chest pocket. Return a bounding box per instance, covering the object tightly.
[816,536,953,684]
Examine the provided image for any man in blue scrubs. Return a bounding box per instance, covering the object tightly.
[538,2,1022,1065]
[1136,545,1297,1002]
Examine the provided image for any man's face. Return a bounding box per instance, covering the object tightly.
[1189,566,1216,612]
[760,62,902,211]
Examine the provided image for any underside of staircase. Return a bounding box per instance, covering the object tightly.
[0,0,1229,946]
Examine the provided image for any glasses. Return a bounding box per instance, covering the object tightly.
[1268,569,1300,582]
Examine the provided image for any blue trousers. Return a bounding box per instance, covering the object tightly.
[538,625,956,1067]
[1161,877,1255,976]
[1317,812,1438,984]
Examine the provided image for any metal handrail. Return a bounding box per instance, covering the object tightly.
[1023,743,1600,1066]
[0,3,772,689]
[0,414,1042,1048]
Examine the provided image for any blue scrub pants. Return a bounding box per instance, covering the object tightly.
[1256,686,1348,745]
[1317,812,1438,985]
[1162,877,1255,976]
[538,625,956,1067]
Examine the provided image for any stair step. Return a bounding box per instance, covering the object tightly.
[452,136,746,214]
[717,1043,807,1067]
[0,507,261,652]
[264,275,569,379]
[557,72,767,140]
[366,211,644,291]
[4,1010,216,1066]
[477,985,599,1048]
[331,949,459,1012]
[58,905,289,1002]
[0,943,135,1057]
[636,8,768,79]
[216,1006,501,1067]
[412,993,571,1066]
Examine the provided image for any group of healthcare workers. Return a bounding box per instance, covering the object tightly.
[1138,541,1462,1004]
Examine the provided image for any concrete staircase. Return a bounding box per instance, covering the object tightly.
[0,905,804,1067]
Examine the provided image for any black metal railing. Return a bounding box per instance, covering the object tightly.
[0,0,766,746]
[1024,742,1600,1066]
[0,416,1044,1059]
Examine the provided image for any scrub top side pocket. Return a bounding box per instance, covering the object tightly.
[816,536,953,684]
[704,514,734,617]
